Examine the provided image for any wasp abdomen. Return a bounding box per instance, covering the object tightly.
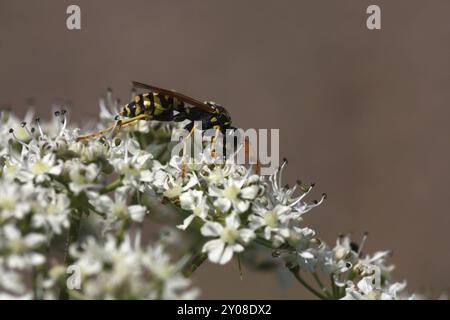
[122,92,185,120]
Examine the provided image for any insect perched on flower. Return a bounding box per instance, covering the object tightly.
[76,81,235,141]
[0,88,416,301]
[76,82,259,175]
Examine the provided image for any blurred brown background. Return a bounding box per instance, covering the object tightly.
[1,0,449,298]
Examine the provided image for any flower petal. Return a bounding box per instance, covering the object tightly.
[128,205,147,222]
[177,214,196,230]
[200,222,223,237]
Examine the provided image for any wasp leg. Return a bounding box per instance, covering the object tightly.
[75,114,151,142]
[245,136,260,175]
[181,124,197,178]
[210,128,221,158]
[75,122,118,142]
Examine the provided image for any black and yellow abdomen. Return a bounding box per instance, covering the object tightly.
[121,92,185,120]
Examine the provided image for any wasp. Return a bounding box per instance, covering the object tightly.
[76,81,235,141]
[76,81,259,173]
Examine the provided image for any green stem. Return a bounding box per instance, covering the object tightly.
[330,274,339,299]
[100,179,122,194]
[116,218,130,244]
[313,272,333,299]
[289,267,328,300]
[237,253,243,280]
[32,267,40,299]
[59,210,82,300]
[254,237,278,249]
[182,252,208,277]
[68,290,88,300]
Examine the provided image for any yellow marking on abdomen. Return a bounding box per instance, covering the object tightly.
[143,97,151,107]
[135,105,141,115]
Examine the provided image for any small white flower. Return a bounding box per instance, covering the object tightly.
[381,281,408,300]
[0,181,31,220]
[249,204,292,246]
[208,176,260,213]
[68,234,198,299]
[360,250,395,278]
[31,188,70,235]
[177,190,209,230]
[67,161,99,194]
[111,147,152,189]
[69,140,109,162]
[267,159,326,217]
[199,161,236,185]
[1,225,46,270]
[94,187,147,224]
[144,159,199,199]
[0,258,28,295]
[341,276,408,300]
[17,153,63,183]
[201,214,254,264]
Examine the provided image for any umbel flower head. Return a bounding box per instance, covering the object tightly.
[0,89,415,300]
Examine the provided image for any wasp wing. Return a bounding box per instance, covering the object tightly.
[132,81,215,114]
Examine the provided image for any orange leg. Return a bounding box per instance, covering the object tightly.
[181,124,197,178]
[75,114,151,142]
[245,137,260,175]
[210,128,221,158]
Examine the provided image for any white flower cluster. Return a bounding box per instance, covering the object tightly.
[0,90,416,300]
[43,235,199,300]
[0,102,195,300]
[143,153,325,265]
[142,151,412,299]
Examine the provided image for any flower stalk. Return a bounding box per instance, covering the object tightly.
[182,252,208,278]
[288,265,328,300]
[59,210,82,300]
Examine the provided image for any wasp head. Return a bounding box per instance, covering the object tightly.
[206,101,232,128]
